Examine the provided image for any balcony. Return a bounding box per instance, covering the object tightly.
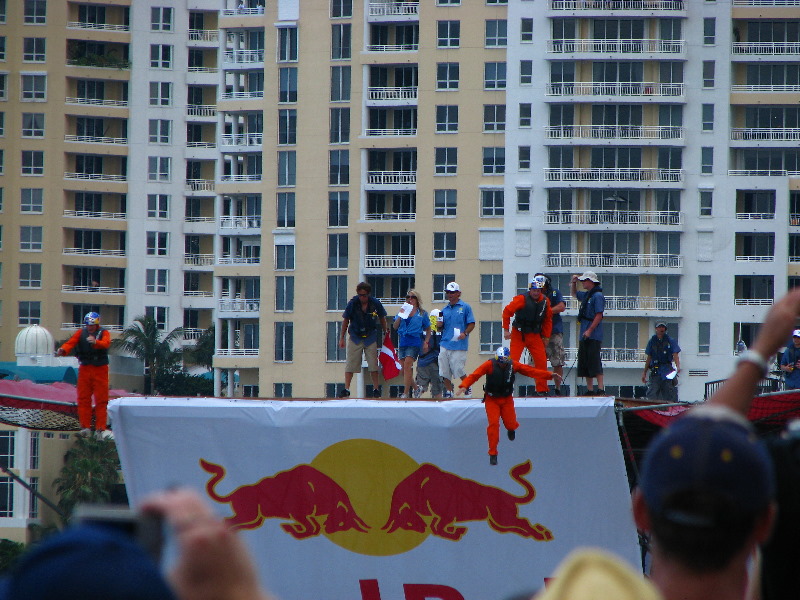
[220,90,264,100]
[63,322,123,332]
[183,291,214,298]
[63,209,126,220]
[65,97,127,108]
[735,212,775,220]
[544,210,682,226]
[544,168,683,182]
[550,0,685,8]
[366,43,419,52]
[367,86,418,101]
[547,39,683,53]
[565,347,647,364]
[730,128,800,141]
[735,254,774,262]
[364,255,415,269]
[731,42,800,55]
[543,253,682,268]
[189,30,220,43]
[220,216,262,229]
[67,21,129,32]
[218,255,261,265]
[218,299,260,312]
[731,84,800,93]
[187,105,217,117]
[562,295,680,312]
[183,328,205,342]
[184,254,215,266]
[64,172,127,182]
[188,66,218,75]
[547,82,683,97]
[220,174,262,183]
[364,212,416,221]
[61,284,125,294]
[364,128,417,137]
[367,171,416,185]
[368,1,419,16]
[734,298,774,306]
[63,248,125,257]
[220,133,263,147]
[66,56,131,70]
[186,179,216,192]
[65,134,127,145]
[223,50,265,64]
[790,213,800,226]
[187,141,216,149]
[732,0,800,3]
[545,125,682,140]
[729,169,800,177]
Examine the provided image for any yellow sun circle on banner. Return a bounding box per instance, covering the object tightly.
[311,439,429,556]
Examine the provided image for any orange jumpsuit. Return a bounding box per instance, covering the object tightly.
[59,327,111,430]
[502,294,553,393]
[460,359,554,456]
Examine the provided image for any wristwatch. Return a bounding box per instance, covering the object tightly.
[735,350,769,377]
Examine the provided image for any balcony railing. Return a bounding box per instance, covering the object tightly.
[367,86,418,101]
[731,85,800,93]
[735,255,774,262]
[64,172,127,182]
[65,97,127,108]
[733,0,800,3]
[63,209,126,219]
[63,322,123,332]
[364,255,415,269]
[220,90,264,100]
[186,179,215,191]
[188,66,218,74]
[545,125,682,140]
[183,291,214,298]
[185,216,215,223]
[543,253,682,268]
[544,168,683,182]
[215,348,260,356]
[63,248,125,257]
[220,133,263,146]
[734,298,774,305]
[218,299,260,312]
[790,214,800,225]
[223,49,265,63]
[730,128,800,141]
[368,1,419,16]
[732,42,800,54]
[563,296,680,311]
[550,0,685,8]
[187,141,216,148]
[365,128,417,136]
[366,44,419,52]
[189,29,219,42]
[547,82,683,96]
[221,7,265,16]
[184,254,215,266]
[220,174,262,182]
[67,21,129,32]
[547,39,683,53]
[218,256,261,264]
[61,284,125,294]
[544,210,682,225]
[729,169,800,177]
[364,212,416,221]
[65,134,127,145]
[735,212,775,220]
[367,171,417,185]
[187,104,217,117]
[220,216,262,229]
[564,347,648,363]
[66,57,130,69]
[183,328,205,341]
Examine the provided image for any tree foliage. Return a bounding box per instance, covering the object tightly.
[111,316,183,394]
[0,539,25,573]
[182,324,214,371]
[155,371,214,396]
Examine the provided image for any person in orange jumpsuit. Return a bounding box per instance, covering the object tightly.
[457,347,558,465]
[502,275,553,396]
[57,312,111,436]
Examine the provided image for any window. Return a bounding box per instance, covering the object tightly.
[438,0,460,4]
[484,62,507,90]
[481,189,504,217]
[436,63,459,90]
[483,147,505,175]
[21,74,46,101]
[151,7,173,31]
[148,119,171,144]
[517,189,531,213]
[28,476,39,519]
[329,150,349,185]
[699,275,711,302]
[434,232,456,259]
[433,274,456,302]
[276,275,295,311]
[29,432,39,469]
[702,104,714,131]
[481,275,503,302]
[277,192,295,228]
[278,27,298,61]
[0,73,6,100]
[702,61,715,88]
[483,105,505,132]
[275,244,295,270]
[278,109,297,145]
[150,44,173,69]
[148,157,171,181]
[479,322,503,353]
[17,300,40,327]
[275,322,294,362]
[326,322,346,361]
[330,108,349,143]
[329,191,349,226]
[24,0,46,24]
[703,18,715,45]
[435,148,457,175]
[274,383,292,398]
[328,233,348,269]
[146,231,169,256]
[521,18,534,42]
[19,263,41,288]
[438,21,460,48]
[700,190,713,216]
[698,322,710,354]
[327,276,348,311]
[20,188,43,213]
[145,306,167,330]
[519,103,532,127]
[21,113,44,138]
[280,67,298,103]
[23,38,45,62]
[149,82,171,106]
[485,20,507,47]
[701,147,713,174]
[0,432,12,469]
[331,0,352,17]
[21,150,44,175]
[146,269,168,293]
[278,151,296,186]
[330,66,350,101]
[434,189,456,217]
[332,24,351,59]
[0,38,4,61]
[147,194,169,218]
[0,112,3,135]
[519,60,533,85]
[436,106,458,133]
[518,146,531,171]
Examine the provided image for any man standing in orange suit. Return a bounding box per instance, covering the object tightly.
[502,275,553,396]
[57,312,111,436]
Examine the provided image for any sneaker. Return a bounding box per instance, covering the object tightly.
[371,386,382,398]
[582,390,595,397]
[399,393,407,399]
[489,454,498,466]
[464,387,472,397]
[443,390,453,399]
[338,388,350,398]
[78,428,91,437]
[507,429,516,441]
[595,389,607,396]
[412,386,423,399]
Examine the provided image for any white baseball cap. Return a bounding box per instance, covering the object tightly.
[577,271,600,283]
[445,282,460,292]
[793,329,800,337]
[430,309,441,319]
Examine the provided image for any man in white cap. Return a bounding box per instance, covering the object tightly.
[642,321,681,402]
[439,282,475,397]
[570,271,605,395]
[779,329,800,389]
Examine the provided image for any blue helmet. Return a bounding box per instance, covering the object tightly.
[495,346,510,360]
[530,275,546,290]
[84,312,101,325]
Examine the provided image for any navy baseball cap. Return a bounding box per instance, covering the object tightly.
[639,405,775,527]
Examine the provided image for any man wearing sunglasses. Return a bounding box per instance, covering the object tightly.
[339,281,388,398]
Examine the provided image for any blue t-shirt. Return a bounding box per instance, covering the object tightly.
[645,334,681,379]
[547,288,566,335]
[440,300,476,351]
[394,310,429,348]
[781,344,800,389]
[342,295,387,345]
[418,332,441,367]
[575,287,604,341]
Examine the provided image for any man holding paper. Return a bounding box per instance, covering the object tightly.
[642,321,681,402]
[439,282,475,397]
[392,289,431,398]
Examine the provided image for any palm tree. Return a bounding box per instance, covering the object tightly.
[183,324,214,371]
[111,316,183,394]
[53,436,121,522]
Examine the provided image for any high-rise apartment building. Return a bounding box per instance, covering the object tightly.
[1,0,798,402]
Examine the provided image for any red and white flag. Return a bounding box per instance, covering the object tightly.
[379,332,402,380]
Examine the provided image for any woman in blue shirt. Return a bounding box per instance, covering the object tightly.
[393,289,431,398]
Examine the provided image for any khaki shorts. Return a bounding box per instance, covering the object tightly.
[546,332,566,368]
[345,337,379,372]
[438,348,467,381]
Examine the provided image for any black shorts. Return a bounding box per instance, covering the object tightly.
[577,338,603,377]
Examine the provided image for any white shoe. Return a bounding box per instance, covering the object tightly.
[399,393,407,399]
[412,386,423,398]
[78,428,91,437]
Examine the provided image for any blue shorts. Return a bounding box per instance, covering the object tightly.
[398,346,420,360]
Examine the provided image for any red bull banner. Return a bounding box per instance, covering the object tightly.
[110,397,639,600]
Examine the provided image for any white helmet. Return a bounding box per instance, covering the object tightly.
[495,346,510,360]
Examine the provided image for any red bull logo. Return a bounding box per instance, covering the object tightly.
[201,439,552,556]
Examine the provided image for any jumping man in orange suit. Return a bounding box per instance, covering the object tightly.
[57,312,111,436]
[457,347,558,465]
[502,275,553,396]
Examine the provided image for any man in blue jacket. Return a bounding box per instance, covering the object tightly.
[642,322,681,402]
[780,329,800,389]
